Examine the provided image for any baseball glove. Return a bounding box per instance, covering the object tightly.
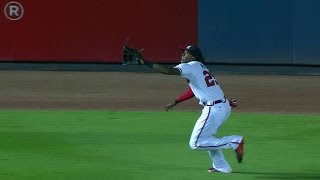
[122,45,144,65]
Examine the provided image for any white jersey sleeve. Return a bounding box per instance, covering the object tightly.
[174,63,192,78]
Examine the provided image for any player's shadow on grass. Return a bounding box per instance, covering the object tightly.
[234,171,320,179]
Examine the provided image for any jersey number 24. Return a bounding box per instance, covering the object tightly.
[203,70,218,87]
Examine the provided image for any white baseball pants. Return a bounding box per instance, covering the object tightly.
[189,100,243,173]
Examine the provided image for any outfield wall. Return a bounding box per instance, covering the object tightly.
[0,0,320,66]
[0,0,197,63]
[199,0,320,65]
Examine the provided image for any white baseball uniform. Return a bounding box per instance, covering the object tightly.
[175,61,243,173]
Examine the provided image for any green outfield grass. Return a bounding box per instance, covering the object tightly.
[1,110,320,180]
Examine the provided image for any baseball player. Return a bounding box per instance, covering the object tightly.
[139,45,244,173]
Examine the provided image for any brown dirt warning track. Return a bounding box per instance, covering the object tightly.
[0,70,319,115]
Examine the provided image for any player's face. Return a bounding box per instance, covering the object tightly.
[181,51,195,63]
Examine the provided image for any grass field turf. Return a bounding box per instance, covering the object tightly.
[1,110,320,180]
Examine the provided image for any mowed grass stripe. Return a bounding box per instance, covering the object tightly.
[0,110,320,180]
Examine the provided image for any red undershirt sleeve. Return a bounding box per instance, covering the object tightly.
[175,87,195,103]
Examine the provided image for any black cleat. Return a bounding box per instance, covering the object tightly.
[208,167,221,173]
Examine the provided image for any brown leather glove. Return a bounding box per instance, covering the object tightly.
[122,46,144,65]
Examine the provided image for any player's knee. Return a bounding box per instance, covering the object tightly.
[189,140,198,150]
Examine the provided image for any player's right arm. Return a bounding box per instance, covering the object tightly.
[140,59,180,75]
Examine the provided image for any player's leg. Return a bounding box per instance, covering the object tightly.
[208,149,232,173]
[189,104,243,150]
[189,105,214,149]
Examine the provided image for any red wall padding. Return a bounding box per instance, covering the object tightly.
[0,0,197,63]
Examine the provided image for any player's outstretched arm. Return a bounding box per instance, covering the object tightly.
[122,45,179,75]
[140,59,180,75]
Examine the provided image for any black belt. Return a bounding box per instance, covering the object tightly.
[203,98,226,106]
